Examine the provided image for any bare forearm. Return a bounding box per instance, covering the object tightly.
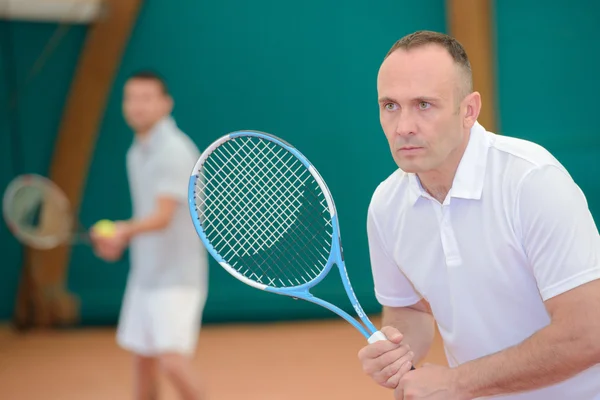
[456,323,600,398]
[382,306,435,364]
[124,197,178,238]
[126,213,171,236]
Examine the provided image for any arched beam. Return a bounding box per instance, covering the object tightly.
[447,0,498,133]
[14,0,144,328]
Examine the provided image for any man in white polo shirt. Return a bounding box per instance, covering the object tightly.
[91,70,208,400]
[357,31,600,399]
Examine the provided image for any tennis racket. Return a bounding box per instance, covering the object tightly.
[2,174,91,249]
[187,130,392,345]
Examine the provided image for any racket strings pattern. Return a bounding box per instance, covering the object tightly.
[193,136,334,288]
[188,131,394,347]
[3,175,74,249]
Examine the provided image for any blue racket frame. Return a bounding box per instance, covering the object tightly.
[188,130,384,343]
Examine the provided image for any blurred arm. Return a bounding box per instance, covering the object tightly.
[123,196,178,238]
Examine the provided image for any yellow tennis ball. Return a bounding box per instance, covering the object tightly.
[93,219,116,238]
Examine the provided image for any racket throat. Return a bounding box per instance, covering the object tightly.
[338,238,345,262]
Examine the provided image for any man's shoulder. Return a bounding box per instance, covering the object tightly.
[126,140,139,161]
[489,132,563,171]
[369,168,410,213]
[158,126,200,160]
[486,131,574,197]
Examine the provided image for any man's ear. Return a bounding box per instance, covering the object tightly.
[462,91,481,129]
[165,95,174,114]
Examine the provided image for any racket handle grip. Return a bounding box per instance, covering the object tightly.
[367,330,388,343]
[368,331,416,371]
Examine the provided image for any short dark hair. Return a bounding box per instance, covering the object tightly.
[385,30,473,96]
[127,69,169,94]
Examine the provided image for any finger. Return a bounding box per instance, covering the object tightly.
[380,326,404,343]
[102,240,122,251]
[377,350,414,387]
[393,384,404,400]
[383,359,415,389]
[96,252,113,261]
[93,237,110,248]
[97,243,119,258]
[374,349,414,387]
[362,344,412,376]
[97,243,113,255]
[359,338,407,362]
[104,245,121,257]
[376,344,412,371]
[101,241,118,251]
[102,249,120,262]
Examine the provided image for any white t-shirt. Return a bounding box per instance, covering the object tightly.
[367,121,600,399]
[126,116,208,291]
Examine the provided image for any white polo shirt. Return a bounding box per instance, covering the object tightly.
[126,116,208,292]
[368,121,600,399]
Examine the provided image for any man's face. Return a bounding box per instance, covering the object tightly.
[122,78,171,132]
[377,44,472,174]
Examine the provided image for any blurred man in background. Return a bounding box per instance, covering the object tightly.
[90,70,209,400]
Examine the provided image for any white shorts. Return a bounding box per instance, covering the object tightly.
[116,286,206,357]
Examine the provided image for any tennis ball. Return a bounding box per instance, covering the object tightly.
[93,219,116,238]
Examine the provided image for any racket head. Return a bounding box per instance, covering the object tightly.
[2,174,74,249]
[188,131,341,292]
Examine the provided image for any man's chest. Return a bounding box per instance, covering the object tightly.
[127,151,162,208]
[387,199,532,305]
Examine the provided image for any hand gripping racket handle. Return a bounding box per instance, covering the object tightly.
[368,330,416,371]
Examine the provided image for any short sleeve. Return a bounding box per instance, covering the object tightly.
[154,142,197,203]
[367,203,422,307]
[517,164,600,301]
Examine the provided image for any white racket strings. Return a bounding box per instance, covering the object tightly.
[193,136,334,288]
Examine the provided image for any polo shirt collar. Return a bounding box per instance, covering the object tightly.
[407,121,490,205]
[134,116,176,151]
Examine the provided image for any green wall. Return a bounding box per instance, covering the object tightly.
[1,1,446,324]
[73,0,447,325]
[2,1,598,326]
[0,21,87,320]
[495,0,600,221]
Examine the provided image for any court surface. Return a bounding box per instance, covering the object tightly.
[0,316,447,399]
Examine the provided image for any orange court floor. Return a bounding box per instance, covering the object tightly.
[0,316,448,400]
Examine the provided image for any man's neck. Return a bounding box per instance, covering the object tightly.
[418,172,452,203]
[133,116,167,141]
[418,133,471,203]
[134,121,160,141]
[135,129,151,141]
